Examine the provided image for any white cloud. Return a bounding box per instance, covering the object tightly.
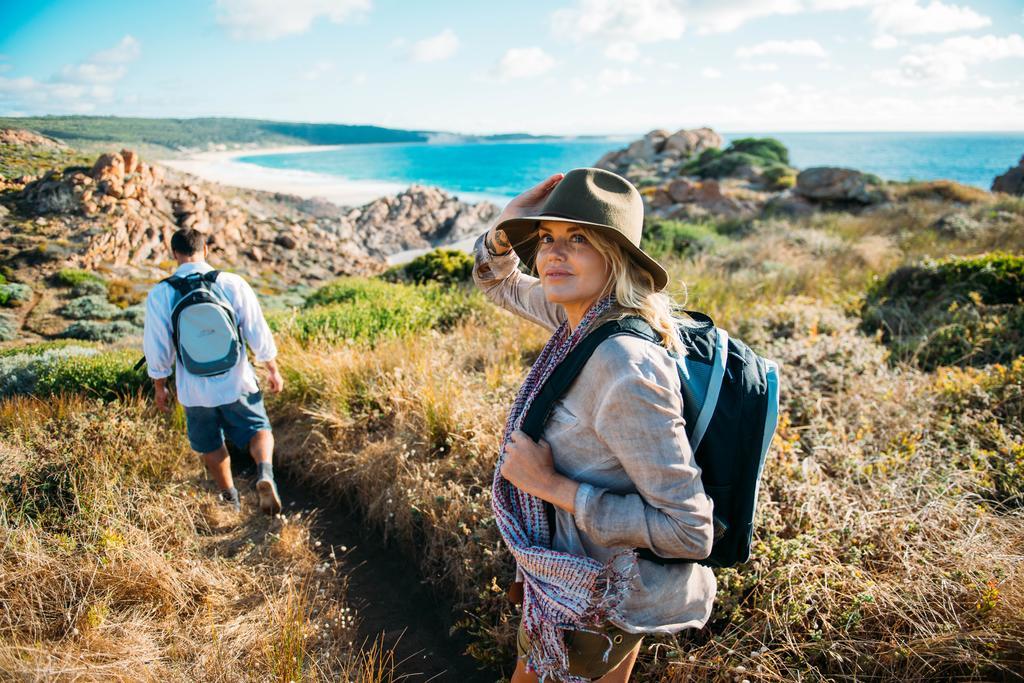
[736,39,827,58]
[409,28,459,63]
[701,67,722,78]
[91,35,141,63]
[494,47,556,80]
[875,33,1024,86]
[759,82,790,97]
[871,34,900,49]
[598,67,640,88]
[0,35,140,114]
[215,0,371,40]
[688,0,805,34]
[302,60,334,80]
[740,62,780,71]
[978,79,1020,90]
[551,0,685,43]
[870,0,990,36]
[605,42,640,62]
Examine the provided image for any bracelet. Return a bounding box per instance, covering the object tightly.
[485,232,513,258]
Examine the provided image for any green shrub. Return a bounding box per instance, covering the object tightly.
[71,279,109,297]
[0,282,32,307]
[60,295,121,320]
[0,312,16,342]
[59,320,141,342]
[388,248,474,285]
[729,137,790,165]
[54,268,106,288]
[0,345,145,399]
[117,304,146,326]
[861,253,1024,369]
[285,277,483,345]
[641,220,726,259]
[763,164,797,190]
[685,137,794,180]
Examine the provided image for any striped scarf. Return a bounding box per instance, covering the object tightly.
[491,295,636,682]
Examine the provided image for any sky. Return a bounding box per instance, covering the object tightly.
[1,0,1023,134]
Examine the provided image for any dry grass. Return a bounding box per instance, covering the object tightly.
[0,395,389,682]
[268,295,1024,680]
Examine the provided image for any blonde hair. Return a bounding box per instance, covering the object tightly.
[583,227,686,356]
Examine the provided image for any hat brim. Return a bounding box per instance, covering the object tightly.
[495,214,669,292]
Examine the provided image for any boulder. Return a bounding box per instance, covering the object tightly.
[796,167,880,204]
[992,155,1024,196]
[662,127,723,157]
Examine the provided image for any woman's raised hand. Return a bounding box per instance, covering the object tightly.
[488,173,564,255]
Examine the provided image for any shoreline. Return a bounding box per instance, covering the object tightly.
[159,145,409,207]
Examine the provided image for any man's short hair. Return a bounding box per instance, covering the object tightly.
[170,229,208,256]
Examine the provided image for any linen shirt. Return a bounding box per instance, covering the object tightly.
[143,261,278,408]
[473,233,717,634]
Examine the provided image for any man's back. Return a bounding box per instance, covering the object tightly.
[143,260,278,408]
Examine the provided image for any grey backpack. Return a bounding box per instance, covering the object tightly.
[164,271,243,377]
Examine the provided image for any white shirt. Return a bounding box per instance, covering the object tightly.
[143,261,278,408]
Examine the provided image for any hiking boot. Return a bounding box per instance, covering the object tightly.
[220,486,241,512]
[256,476,282,516]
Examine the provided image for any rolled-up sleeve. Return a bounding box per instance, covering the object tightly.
[142,286,174,379]
[233,278,277,362]
[472,232,565,332]
[573,344,714,561]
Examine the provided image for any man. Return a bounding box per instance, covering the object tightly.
[143,228,284,514]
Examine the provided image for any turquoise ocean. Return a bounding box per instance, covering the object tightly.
[238,132,1024,202]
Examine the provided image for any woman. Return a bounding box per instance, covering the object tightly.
[473,167,716,683]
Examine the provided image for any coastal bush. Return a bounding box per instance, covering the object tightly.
[54,268,105,288]
[0,282,31,307]
[934,359,1024,508]
[60,294,121,319]
[0,344,145,399]
[861,253,1024,369]
[0,313,16,342]
[685,137,793,180]
[59,319,142,343]
[116,304,146,326]
[641,219,726,259]
[387,248,474,285]
[284,279,482,346]
[70,278,109,297]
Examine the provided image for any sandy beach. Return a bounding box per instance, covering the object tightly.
[159,145,407,207]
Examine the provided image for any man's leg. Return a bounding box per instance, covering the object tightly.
[202,443,234,490]
[249,429,282,515]
[201,444,240,510]
[186,405,239,510]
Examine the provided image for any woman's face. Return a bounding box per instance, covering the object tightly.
[535,220,611,310]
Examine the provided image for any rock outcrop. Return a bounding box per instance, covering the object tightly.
[795,167,885,205]
[992,156,1024,196]
[596,127,722,186]
[0,128,66,149]
[13,150,498,285]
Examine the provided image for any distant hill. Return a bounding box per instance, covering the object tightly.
[0,116,433,151]
[0,116,568,153]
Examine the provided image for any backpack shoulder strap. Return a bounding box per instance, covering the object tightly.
[202,270,220,283]
[519,317,654,442]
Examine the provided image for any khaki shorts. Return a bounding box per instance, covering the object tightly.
[517,621,643,680]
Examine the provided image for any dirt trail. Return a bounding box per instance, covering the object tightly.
[272,473,497,683]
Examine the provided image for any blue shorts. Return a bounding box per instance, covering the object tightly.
[183,391,272,454]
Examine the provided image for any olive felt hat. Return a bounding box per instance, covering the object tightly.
[495,167,669,291]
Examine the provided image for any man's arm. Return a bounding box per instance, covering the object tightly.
[232,277,284,393]
[143,287,176,410]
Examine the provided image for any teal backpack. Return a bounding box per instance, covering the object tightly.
[164,271,243,378]
[521,313,780,568]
